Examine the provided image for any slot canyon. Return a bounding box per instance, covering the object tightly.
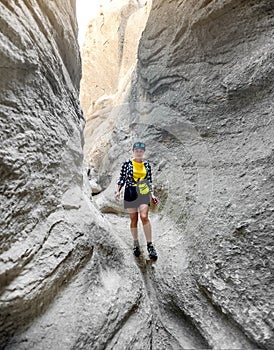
[0,0,273,349]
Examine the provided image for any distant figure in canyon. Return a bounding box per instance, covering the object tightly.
[115,142,159,260]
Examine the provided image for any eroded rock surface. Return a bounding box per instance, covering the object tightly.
[131,1,274,348]
[0,0,96,347]
[80,0,151,191]
[84,0,274,349]
[1,0,274,349]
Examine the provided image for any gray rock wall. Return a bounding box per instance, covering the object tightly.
[1,0,81,253]
[86,0,274,348]
[0,0,98,347]
[132,0,274,348]
[1,0,273,349]
[80,0,151,191]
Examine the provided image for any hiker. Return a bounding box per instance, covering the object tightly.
[115,142,159,260]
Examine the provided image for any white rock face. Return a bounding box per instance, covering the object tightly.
[81,0,274,349]
[80,0,151,186]
[133,1,274,347]
[0,0,108,347]
[1,0,274,349]
[80,0,150,115]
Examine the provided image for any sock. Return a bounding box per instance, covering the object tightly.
[147,242,152,247]
[134,240,139,247]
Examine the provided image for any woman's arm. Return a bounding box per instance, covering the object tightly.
[116,161,127,192]
[146,162,158,204]
[147,163,154,194]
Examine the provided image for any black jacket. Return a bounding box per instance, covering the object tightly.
[117,159,153,192]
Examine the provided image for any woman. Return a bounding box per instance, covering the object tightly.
[115,142,159,260]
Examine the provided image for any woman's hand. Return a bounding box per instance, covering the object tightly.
[151,193,159,205]
[115,191,121,201]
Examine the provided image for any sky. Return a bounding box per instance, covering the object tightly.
[76,0,110,48]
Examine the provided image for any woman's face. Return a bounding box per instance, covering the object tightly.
[133,147,145,159]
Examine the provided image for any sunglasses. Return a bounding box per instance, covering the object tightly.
[133,142,145,149]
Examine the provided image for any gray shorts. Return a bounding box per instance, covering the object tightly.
[124,186,150,208]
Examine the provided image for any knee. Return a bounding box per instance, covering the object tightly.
[140,214,149,224]
[130,215,138,227]
[131,220,138,227]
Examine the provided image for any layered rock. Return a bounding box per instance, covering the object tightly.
[1,0,274,349]
[131,0,274,348]
[84,0,274,349]
[80,0,151,192]
[0,0,95,347]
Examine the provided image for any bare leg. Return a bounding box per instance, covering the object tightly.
[139,204,152,242]
[127,208,138,240]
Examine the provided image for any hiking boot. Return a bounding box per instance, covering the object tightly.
[133,246,141,257]
[147,244,158,261]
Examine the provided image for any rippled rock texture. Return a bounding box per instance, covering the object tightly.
[0,0,95,347]
[83,0,274,349]
[131,0,274,348]
[1,0,274,349]
[80,0,151,194]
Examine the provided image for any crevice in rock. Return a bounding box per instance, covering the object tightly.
[85,294,142,350]
[0,219,64,294]
[134,254,210,348]
[1,0,273,348]
[163,299,210,349]
[198,0,214,10]
[198,283,266,350]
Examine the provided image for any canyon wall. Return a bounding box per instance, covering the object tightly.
[132,0,274,348]
[0,0,98,347]
[83,0,274,349]
[80,0,151,193]
[1,0,273,349]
